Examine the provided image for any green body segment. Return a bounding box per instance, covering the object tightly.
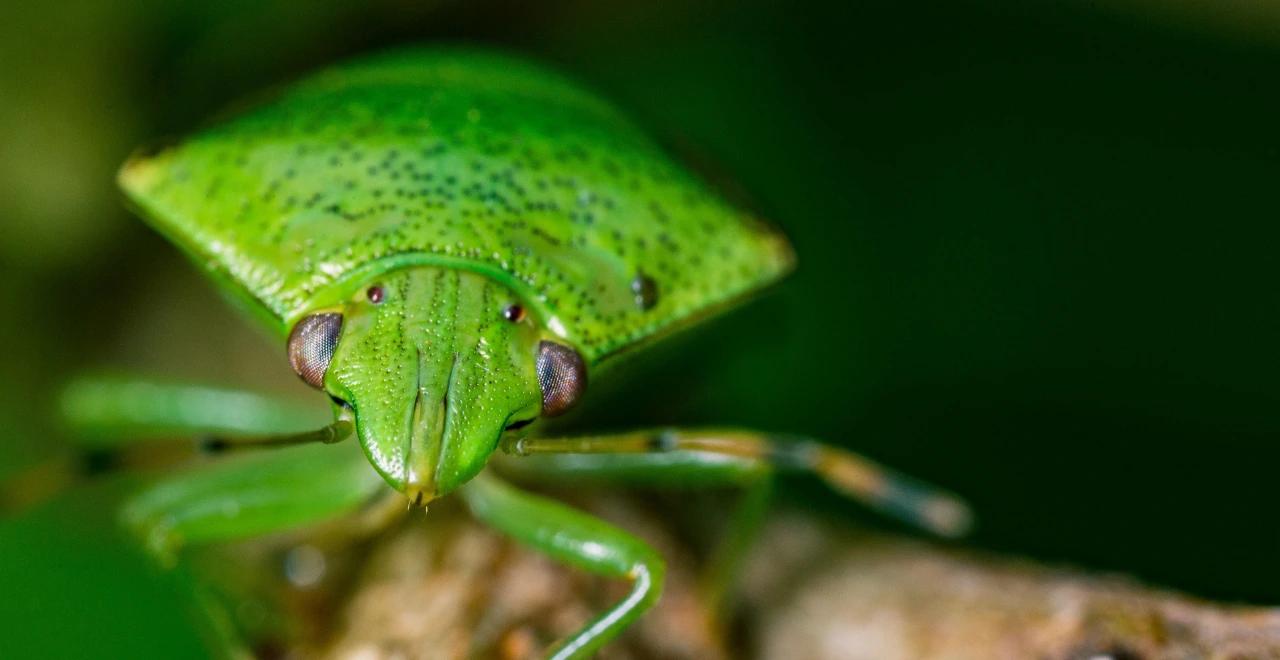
[118,47,793,363]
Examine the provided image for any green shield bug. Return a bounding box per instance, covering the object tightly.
[71,47,970,658]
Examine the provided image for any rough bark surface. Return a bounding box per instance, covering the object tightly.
[280,494,1280,660]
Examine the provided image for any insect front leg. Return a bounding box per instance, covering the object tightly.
[60,376,333,448]
[491,447,775,618]
[459,472,665,660]
[495,428,972,620]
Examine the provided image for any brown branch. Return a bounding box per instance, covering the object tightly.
[741,516,1280,660]
[276,494,1280,659]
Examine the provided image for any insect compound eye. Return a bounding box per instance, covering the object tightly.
[366,285,385,304]
[536,341,587,417]
[287,313,343,390]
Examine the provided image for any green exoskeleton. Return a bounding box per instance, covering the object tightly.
[63,48,970,658]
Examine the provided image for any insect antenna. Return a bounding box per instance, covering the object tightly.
[506,430,974,538]
[1,421,353,516]
[197,419,353,454]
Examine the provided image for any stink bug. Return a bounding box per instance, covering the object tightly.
[64,47,969,658]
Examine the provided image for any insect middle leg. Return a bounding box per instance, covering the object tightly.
[122,440,388,564]
[459,472,665,660]
[120,440,390,657]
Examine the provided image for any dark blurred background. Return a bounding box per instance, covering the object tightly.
[3,0,1280,656]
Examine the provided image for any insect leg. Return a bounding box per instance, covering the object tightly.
[495,431,969,621]
[123,441,387,566]
[501,428,972,538]
[490,449,771,619]
[459,472,664,660]
[60,376,331,448]
[2,376,348,514]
